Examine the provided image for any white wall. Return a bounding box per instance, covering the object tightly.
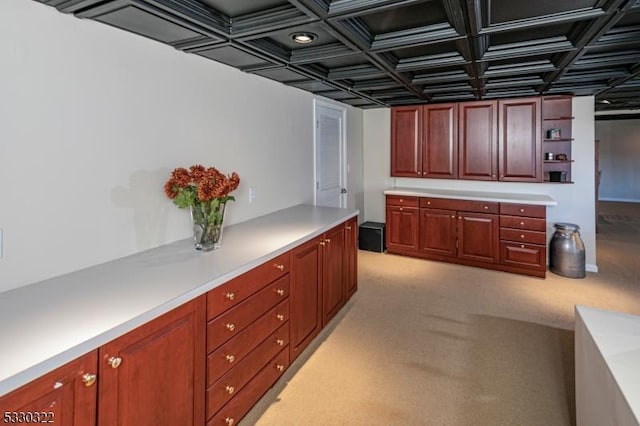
[595,119,640,202]
[0,0,363,292]
[363,97,598,271]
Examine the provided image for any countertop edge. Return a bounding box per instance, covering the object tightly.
[384,188,558,206]
[0,206,358,397]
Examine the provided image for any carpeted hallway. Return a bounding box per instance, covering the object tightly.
[242,201,640,426]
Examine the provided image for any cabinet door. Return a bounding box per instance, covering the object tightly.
[289,237,323,362]
[344,217,358,300]
[0,352,98,426]
[322,224,346,326]
[422,103,458,178]
[386,206,419,251]
[419,208,457,257]
[457,212,499,263]
[459,100,497,180]
[498,97,542,182]
[391,106,422,177]
[98,297,206,426]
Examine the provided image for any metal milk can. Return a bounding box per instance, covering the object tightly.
[549,223,586,278]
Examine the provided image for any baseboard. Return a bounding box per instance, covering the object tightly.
[599,197,640,203]
[586,264,598,273]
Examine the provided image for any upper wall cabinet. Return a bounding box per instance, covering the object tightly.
[498,97,542,182]
[391,96,543,183]
[390,106,422,177]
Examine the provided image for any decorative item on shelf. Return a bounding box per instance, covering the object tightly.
[549,171,568,183]
[555,153,568,161]
[545,152,555,160]
[546,128,561,139]
[164,165,240,251]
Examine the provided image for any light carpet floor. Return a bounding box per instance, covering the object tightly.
[241,202,640,426]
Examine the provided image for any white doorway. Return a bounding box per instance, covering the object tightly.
[314,99,347,208]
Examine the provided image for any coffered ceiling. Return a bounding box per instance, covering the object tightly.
[38,0,640,111]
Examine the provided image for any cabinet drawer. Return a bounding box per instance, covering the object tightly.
[500,215,546,231]
[207,276,289,352]
[500,228,546,245]
[500,203,546,218]
[386,195,419,207]
[500,242,546,270]
[420,198,498,214]
[206,348,289,426]
[206,323,289,420]
[207,252,289,320]
[207,299,289,386]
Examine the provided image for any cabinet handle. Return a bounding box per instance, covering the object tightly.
[519,208,525,213]
[319,241,326,246]
[107,357,122,369]
[520,221,525,226]
[399,207,403,211]
[276,339,285,346]
[225,292,235,301]
[325,238,331,243]
[520,244,525,248]
[427,201,431,205]
[225,354,235,363]
[346,226,352,230]
[520,234,525,239]
[53,382,63,390]
[225,323,236,332]
[483,206,489,210]
[492,174,496,178]
[274,264,285,271]
[276,364,285,372]
[451,215,455,219]
[225,385,235,395]
[82,373,97,387]
[399,199,403,203]
[276,289,285,296]
[225,418,235,426]
[277,314,285,321]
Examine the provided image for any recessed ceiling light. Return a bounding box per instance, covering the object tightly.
[290,32,317,44]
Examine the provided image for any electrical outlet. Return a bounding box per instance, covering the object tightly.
[249,187,257,203]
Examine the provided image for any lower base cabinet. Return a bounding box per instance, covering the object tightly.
[0,216,358,426]
[387,195,546,277]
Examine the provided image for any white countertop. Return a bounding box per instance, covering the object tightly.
[384,187,557,206]
[0,204,358,397]
[576,305,640,423]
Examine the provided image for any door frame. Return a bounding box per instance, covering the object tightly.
[313,98,348,208]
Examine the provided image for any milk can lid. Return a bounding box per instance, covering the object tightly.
[554,222,580,231]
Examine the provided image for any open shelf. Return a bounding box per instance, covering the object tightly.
[542,96,573,183]
[544,160,574,163]
[544,138,574,142]
[543,116,574,121]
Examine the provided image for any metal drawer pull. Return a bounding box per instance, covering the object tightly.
[346,226,352,230]
[399,199,403,203]
[225,418,234,425]
[225,385,235,395]
[276,364,285,372]
[484,206,488,210]
[276,339,285,346]
[519,208,525,213]
[82,373,97,387]
[276,289,285,296]
[277,314,285,321]
[225,323,236,332]
[520,222,525,226]
[520,245,525,248]
[319,241,326,246]
[225,292,235,301]
[108,357,122,369]
[225,354,235,363]
[274,264,285,271]
[520,235,525,239]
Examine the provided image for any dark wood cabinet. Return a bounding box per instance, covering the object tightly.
[99,297,206,426]
[419,208,457,257]
[391,106,421,177]
[498,97,542,182]
[321,224,346,326]
[386,196,419,252]
[457,212,499,264]
[290,237,323,362]
[422,103,458,179]
[344,217,358,300]
[0,351,98,426]
[459,100,498,180]
[388,195,546,277]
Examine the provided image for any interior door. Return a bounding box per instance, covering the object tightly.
[315,100,346,208]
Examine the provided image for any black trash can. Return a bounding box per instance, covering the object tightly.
[549,223,586,278]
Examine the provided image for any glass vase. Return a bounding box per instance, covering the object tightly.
[190,200,226,251]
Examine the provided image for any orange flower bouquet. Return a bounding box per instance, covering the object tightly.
[164,165,240,251]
